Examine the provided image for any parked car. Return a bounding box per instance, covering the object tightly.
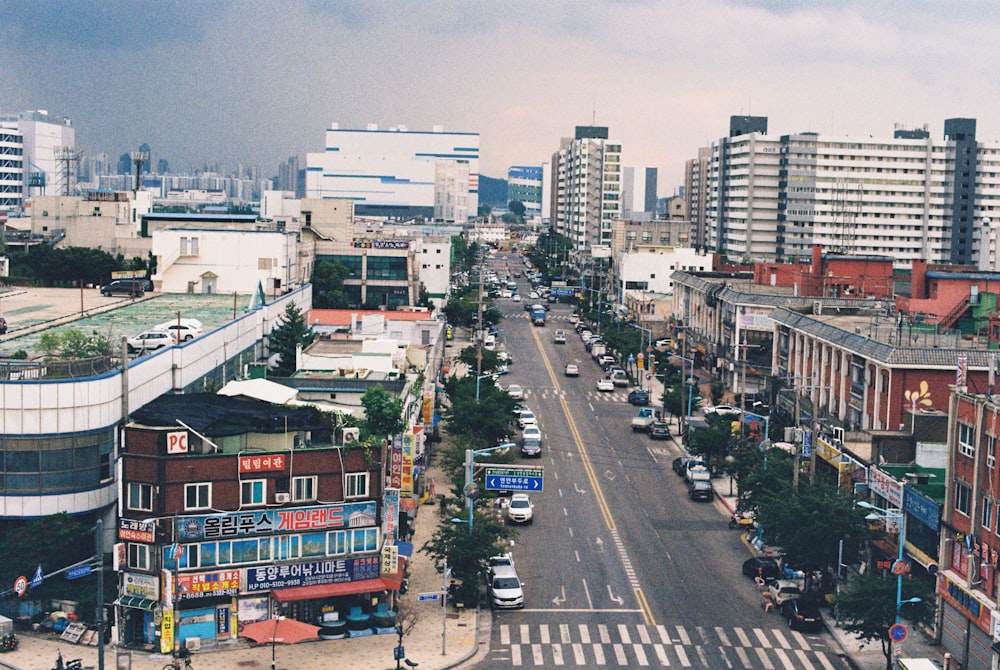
[517,411,537,429]
[707,404,742,416]
[768,579,802,606]
[506,493,534,524]
[648,420,670,440]
[511,294,522,302]
[100,279,146,297]
[126,329,177,353]
[488,563,525,609]
[631,407,658,432]
[628,389,650,406]
[609,369,629,387]
[506,384,524,400]
[153,318,204,341]
[742,556,783,584]
[688,479,713,501]
[655,337,671,348]
[0,316,7,335]
[520,433,542,458]
[672,455,694,476]
[596,378,615,392]
[781,596,824,632]
[564,364,579,377]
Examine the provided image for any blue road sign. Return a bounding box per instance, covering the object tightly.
[888,623,908,642]
[485,473,543,491]
[417,592,440,602]
[67,564,92,580]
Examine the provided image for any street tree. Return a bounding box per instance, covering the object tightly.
[360,385,405,440]
[687,413,735,473]
[311,260,352,308]
[268,302,313,376]
[421,501,513,606]
[508,200,526,217]
[836,570,934,670]
[441,374,517,449]
[456,344,504,373]
[38,328,114,359]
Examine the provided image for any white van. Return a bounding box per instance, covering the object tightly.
[489,564,524,609]
[484,334,496,350]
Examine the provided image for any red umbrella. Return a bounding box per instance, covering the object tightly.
[240,617,320,645]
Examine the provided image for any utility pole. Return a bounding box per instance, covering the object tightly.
[476,247,484,379]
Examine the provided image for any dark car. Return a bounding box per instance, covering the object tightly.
[688,479,713,501]
[648,420,670,440]
[742,556,783,584]
[672,456,694,476]
[520,436,542,458]
[628,389,650,406]
[0,316,6,335]
[781,596,824,632]
[100,279,146,297]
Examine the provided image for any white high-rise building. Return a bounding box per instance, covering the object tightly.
[305,123,479,223]
[692,116,1000,267]
[0,110,75,211]
[549,126,622,252]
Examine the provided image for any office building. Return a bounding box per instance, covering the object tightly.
[305,123,479,222]
[0,110,76,211]
[507,165,543,219]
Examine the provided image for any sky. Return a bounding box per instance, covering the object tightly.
[3,0,1000,191]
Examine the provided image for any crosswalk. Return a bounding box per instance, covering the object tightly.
[491,622,842,669]
[519,388,630,403]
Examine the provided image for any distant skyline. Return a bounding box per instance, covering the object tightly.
[3,1,1000,190]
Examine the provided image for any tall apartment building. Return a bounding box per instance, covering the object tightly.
[0,110,76,211]
[507,165,543,219]
[305,123,479,223]
[548,126,622,252]
[689,115,1000,266]
[684,146,711,250]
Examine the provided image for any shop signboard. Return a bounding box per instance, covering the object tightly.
[382,488,399,543]
[119,518,155,543]
[123,572,159,600]
[176,570,240,601]
[160,610,174,654]
[176,502,377,541]
[238,453,287,474]
[244,556,381,592]
[401,433,414,494]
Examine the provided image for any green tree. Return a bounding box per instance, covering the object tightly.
[311,260,352,308]
[457,345,504,374]
[687,413,735,472]
[441,374,517,448]
[836,570,934,670]
[269,302,313,376]
[508,200,526,217]
[360,385,404,440]
[38,328,114,359]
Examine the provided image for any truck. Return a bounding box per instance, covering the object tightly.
[590,342,607,359]
[631,407,660,432]
[530,305,546,326]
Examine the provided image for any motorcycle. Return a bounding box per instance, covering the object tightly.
[52,651,84,670]
[728,511,756,529]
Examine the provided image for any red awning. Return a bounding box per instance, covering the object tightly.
[271,559,405,603]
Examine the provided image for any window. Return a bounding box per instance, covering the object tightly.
[959,424,976,458]
[185,483,212,511]
[345,472,369,499]
[127,543,150,570]
[241,479,266,506]
[956,481,972,516]
[293,476,317,502]
[984,496,994,530]
[989,435,997,470]
[128,483,153,511]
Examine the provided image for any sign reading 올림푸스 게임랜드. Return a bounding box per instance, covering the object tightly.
[175,502,377,541]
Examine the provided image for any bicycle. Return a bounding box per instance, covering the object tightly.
[162,647,193,670]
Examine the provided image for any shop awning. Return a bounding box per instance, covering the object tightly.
[394,541,413,558]
[117,595,157,611]
[271,559,405,603]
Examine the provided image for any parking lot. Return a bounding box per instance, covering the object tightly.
[0,287,247,357]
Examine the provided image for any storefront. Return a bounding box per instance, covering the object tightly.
[116,572,159,648]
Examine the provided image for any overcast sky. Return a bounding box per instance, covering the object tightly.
[3,0,999,191]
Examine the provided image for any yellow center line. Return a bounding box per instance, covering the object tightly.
[528,324,656,626]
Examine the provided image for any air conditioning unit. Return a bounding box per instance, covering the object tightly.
[343,427,360,443]
[185,637,201,651]
[275,493,291,504]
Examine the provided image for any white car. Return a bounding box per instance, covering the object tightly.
[517,411,537,429]
[127,329,177,353]
[596,378,615,392]
[506,384,524,400]
[655,337,671,348]
[564,364,579,377]
[522,425,541,442]
[154,318,204,342]
[512,294,522,302]
[529,291,539,300]
[506,493,534,524]
[708,404,742,416]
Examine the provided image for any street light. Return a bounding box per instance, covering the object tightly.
[671,352,696,440]
[474,373,494,401]
[857,501,910,624]
[629,323,653,390]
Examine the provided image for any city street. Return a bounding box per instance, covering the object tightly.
[469,260,854,669]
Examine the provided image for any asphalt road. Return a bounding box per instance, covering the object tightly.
[472,254,852,669]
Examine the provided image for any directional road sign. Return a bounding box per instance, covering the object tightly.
[67,564,93,580]
[485,466,544,492]
[417,592,440,602]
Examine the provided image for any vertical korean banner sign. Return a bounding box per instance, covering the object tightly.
[401,433,414,494]
[382,487,400,544]
[390,434,403,489]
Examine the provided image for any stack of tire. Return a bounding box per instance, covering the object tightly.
[317,618,347,640]
[371,609,396,630]
[345,611,372,637]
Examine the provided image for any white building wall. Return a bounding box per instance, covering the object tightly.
[619,247,712,295]
[0,121,23,211]
[152,228,300,294]
[415,238,451,305]
[19,110,75,199]
[304,124,479,215]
